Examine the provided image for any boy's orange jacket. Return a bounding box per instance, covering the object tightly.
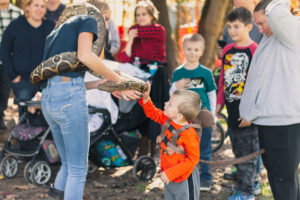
[139,98,200,183]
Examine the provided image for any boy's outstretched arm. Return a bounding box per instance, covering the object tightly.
[142,81,151,104]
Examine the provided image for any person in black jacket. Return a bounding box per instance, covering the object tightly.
[0,0,55,117]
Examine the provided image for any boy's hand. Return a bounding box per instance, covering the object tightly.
[160,172,170,184]
[156,135,162,144]
[142,81,151,103]
[175,78,190,89]
[128,29,138,43]
[238,117,252,128]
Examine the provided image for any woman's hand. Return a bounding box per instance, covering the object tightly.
[128,28,138,43]
[27,92,42,114]
[112,90,141,100]
[238,117,252,128]
[175,78,190,90]
[12,75,21,83]
[142,81,151,103]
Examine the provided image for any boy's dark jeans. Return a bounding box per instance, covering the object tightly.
[199,127,212,183]
[231,126,259,195]
[258,124,300,200]
[0,65,11,118]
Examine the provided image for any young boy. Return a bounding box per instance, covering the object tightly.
[169,33,217,191]
[140,82,201,200]
[216,7,259,200]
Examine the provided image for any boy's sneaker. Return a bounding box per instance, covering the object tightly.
[253,181,261,195]
[200,181,211,192]
[227,191,255,200]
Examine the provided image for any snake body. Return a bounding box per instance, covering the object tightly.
[30,3,147,93]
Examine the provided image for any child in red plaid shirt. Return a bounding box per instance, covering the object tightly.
[120,0,169,158]
[120,0,166,63]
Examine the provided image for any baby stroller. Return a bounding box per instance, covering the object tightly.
[83,59,165,181]
[0,100,59,186]
[83,60,160,181]
[87,101,157,182]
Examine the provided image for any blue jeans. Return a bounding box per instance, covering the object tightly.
[199,127,212,183]
[41,76,89,200]
[12,79,39,117]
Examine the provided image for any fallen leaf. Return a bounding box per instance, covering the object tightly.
[36,193,48,198]
[3,193,19,200]
[92,181,108,188]
[12,184,37,190]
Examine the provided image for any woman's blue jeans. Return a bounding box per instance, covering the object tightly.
[41,76,89,200]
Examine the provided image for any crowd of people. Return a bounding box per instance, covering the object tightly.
[0,0,299,200]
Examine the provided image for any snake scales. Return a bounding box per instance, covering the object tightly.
[30,3,147,93]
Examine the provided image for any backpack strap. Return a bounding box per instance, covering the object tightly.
[159,120,201,154]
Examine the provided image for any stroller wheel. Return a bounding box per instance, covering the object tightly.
[24,161,35,184]
[88,160,97,174]
[133,155,156,181]
[31,161,52,186]
[0,156,19,178]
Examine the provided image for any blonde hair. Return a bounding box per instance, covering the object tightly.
[173,90,201,121]
[182,33,205,50]
[134,0,159,24]
[87,0,109,12]
[23,0,46,18]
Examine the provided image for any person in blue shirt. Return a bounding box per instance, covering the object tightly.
[40,2,141,200]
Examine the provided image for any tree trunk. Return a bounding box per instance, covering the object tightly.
[198,0,231,69]
[152,0,178,77]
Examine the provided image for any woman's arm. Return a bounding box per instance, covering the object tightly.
[77,32,120,82]
[77,32,141,100]
[123,28,138,58]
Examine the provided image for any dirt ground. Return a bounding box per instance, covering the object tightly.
[0,98,273,200]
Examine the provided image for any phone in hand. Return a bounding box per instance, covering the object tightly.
[217,40,227,48]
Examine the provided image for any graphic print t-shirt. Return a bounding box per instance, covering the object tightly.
[218,42,257,128]
[171,64,216,111]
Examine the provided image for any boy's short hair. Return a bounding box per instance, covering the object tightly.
[227,7,253,25]
[254,0,272,13]
[182,33,205,49]
[173,90,201,121]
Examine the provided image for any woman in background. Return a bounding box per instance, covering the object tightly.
[120,0,169,158]
[0,0,54,117]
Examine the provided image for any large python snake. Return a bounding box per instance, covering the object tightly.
[30,3,147,93]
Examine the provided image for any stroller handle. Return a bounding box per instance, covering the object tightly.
[17,100,41,107]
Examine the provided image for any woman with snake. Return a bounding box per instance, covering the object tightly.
[38,2,141,199]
